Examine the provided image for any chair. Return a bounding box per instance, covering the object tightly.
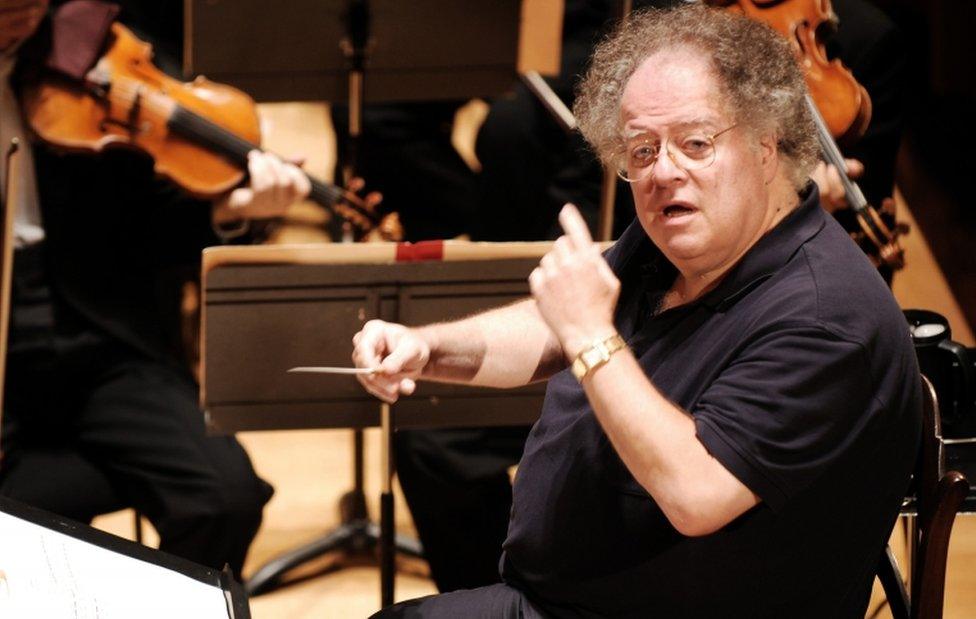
[877,375,969,619]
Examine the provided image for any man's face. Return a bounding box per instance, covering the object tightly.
[619,47,779,278]
[0,0,47,56]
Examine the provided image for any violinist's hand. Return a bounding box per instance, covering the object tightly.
[352,320,430,403]
[212,150,311,224]
[811,158,864,213]
[529,204,620,360]
[345,176,383,213]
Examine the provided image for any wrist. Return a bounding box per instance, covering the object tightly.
[211,196,250,241]
[570,332,627,383]
[411,325,438,376]
[562,324,618,361]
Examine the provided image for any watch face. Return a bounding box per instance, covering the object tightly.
[572,335,626,382]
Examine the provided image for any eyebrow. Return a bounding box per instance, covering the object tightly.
[621,117,723,139]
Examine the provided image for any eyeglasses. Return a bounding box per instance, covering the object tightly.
[613,124,738,183]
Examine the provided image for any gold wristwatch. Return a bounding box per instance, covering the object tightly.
[570,333,626,382]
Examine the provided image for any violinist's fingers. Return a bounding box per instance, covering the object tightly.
[364,190,383,212]
[346,177,366,193]
[225,187,255,211]
[880,197,897,216]
[246,151,273,195]
[259,152,301,203]
[284,161,311,201]
[844,158,865,180]
[263,153,291,203]
[558,203,593,252]
[825,165,845,200]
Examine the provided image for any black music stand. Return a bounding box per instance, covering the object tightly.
[186,0,555,598]
[199,242,553,605]
[184,0,525,104]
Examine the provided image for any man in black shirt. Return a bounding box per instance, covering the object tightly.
[391,0,910,592]
[353,5,920,617]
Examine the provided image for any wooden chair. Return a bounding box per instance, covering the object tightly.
[877,375,969,619]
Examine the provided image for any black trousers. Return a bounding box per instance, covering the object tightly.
[0,245,273,578]
[371,583,549,619]
[395,426,530,592]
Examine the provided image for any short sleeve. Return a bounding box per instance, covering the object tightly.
[693,324,873,512]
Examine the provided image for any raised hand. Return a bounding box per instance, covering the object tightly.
[529,204,620,360]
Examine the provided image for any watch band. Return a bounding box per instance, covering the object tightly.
[571,333,626,382]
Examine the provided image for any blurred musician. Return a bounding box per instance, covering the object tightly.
[0,0,309,577]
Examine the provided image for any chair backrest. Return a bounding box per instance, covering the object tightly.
[878,375,969,619]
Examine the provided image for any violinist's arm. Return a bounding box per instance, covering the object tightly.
[211,150,311,228]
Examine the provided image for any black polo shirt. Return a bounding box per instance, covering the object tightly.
[501,187,922,618]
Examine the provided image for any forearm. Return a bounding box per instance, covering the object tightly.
[582,350,758,536]
[417,298,564,388]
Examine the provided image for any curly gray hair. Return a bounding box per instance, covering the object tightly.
[574,4,819,189]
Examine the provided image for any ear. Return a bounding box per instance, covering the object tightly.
[759,133,779,184]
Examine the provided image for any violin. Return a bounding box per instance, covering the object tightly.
[708,0,904,270]
[21,22,401,241]
[708,0,870,145]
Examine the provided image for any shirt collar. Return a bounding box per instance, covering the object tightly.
[626,183,825,313]
[699,182,825,311]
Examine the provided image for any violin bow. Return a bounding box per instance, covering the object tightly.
[805,95,905,270]
[0,138,21,460]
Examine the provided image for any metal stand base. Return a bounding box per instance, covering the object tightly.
[245,431,423,597]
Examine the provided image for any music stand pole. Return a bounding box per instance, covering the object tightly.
[338,0,370,539]
[380,401,395,606]
[242,1,424,598]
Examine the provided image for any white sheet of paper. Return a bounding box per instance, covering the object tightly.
[0,511,231,619]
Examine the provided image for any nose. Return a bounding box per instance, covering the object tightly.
[648,141,688,188]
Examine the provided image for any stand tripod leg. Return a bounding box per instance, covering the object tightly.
[244,425,424,597]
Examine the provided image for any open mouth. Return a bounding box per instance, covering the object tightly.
[662,204,695,218]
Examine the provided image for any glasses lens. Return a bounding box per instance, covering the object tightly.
[616,139,659,182]
[672,134,716,170]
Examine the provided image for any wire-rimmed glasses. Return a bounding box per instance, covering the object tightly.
[613,124,737,183]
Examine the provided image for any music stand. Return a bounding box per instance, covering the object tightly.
[200,241,555,604]
[186,0,561,597]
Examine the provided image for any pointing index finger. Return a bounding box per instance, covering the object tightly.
[558,203,593,251]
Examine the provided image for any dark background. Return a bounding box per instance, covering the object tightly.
[56,0,976,333]
[877,0,976,333]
